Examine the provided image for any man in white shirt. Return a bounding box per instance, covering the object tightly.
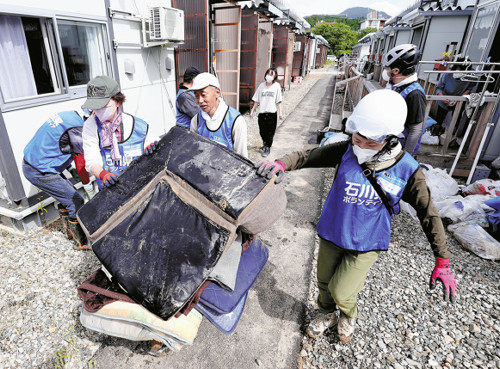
[189,73,248,158]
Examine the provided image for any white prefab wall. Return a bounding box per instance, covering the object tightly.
[0,0,106,18]
[418,16,469,82]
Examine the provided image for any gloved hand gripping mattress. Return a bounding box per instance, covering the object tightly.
[77,126,286,320]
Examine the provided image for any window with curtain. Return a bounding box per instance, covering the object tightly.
[0,15,53,100]
[0,13,109,106]
[465,3,498,62]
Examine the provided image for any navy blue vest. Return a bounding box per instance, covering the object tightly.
[316,145,419,252]
[95,113,148,188]
[196,105,240,151]
[24,111,84,173]
[397,81,426,154]
[176,88,194,129]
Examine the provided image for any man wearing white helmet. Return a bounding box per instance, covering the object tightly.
[382,44,426,155]
[255,89,457,343]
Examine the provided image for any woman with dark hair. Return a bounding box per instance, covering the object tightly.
[250,68,283,157]
[82,76,156,189]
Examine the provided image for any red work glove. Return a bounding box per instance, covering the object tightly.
[99,170,119,188]
[255,160,286,184]
[72,154,90,184]
[429,257,457,303]
[144,141,159,155]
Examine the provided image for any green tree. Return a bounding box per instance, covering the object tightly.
[313,22,359,57]
[358,27,378,39]
[305,15,363,30]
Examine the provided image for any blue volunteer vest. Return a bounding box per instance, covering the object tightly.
[24,111,84,173]
[397,82,426,154]
[96,113,148,188]
[176,89,195,128]
[196,105,240,150]
[316,145,419,252]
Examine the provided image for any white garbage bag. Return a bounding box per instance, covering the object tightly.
[420,164,459,198]
[448,222,500,260]
[433,194,491,226]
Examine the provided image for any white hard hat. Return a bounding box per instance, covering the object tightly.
[345,89,407,142]
[187,72,220,91]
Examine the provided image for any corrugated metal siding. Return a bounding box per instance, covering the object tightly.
[240,12,258,107]
[292,35,306,77]
[214,5,241,109]
[285,30,295,87]
[256,19,273,88]
[173,0,209,90]
[272,26,288,89]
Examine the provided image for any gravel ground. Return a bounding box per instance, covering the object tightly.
[0,69,326,369]
[300,167,500,369]
[1,65,499,369]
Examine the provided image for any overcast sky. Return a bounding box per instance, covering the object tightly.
[284,0,418,18]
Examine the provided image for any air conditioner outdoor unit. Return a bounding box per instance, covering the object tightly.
[149,6,184,42]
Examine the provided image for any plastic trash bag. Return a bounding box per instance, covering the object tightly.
[462,179,500,196]
[420,130,439,146]
[420,164,459,198]
[433,194,491,226]
[448,222,500,260]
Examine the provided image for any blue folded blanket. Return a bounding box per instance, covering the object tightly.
[196,292,248,334]
[200,238,269,314]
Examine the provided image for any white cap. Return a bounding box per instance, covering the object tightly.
[187,72,220,91]
[345,89,407,142]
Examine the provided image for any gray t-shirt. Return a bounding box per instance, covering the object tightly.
[252,82,282,113]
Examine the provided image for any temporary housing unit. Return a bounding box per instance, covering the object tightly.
[352,32,375,61]
[0,0,184,231]
[292,35,306,78]
[308,36,318,71]
[238,1,285,110]
[173,0,305,109]
[271,26,294,89]
[314,35,329,68]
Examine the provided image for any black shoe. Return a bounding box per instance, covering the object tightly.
[262,147,270,157]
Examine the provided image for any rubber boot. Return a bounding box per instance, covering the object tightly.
[65,218,91,250]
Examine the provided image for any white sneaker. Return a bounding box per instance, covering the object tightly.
[338,312,356,343]
[306,312,338,338]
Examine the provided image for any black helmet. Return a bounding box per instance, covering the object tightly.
[382,44,421,75]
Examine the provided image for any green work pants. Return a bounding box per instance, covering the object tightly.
[316,237,380,318]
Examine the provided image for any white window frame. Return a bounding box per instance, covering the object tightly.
[0,11,112,112]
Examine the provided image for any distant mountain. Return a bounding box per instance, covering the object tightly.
[340,7,391,19]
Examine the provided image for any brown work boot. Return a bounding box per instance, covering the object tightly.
[306,312,338,338]
[65,218,91,250]
[338,311,356,343]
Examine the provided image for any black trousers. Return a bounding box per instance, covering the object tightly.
[258,112,278,148]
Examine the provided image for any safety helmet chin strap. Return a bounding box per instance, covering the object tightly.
[371,135,399,162]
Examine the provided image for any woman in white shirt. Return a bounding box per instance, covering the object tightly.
[250,68,283,157]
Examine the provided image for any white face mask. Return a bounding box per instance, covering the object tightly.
[352,145,379,164]
[381,69,391,82]
[95,104,117,122]
[453,73,463,79]
[265,75,274,83]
